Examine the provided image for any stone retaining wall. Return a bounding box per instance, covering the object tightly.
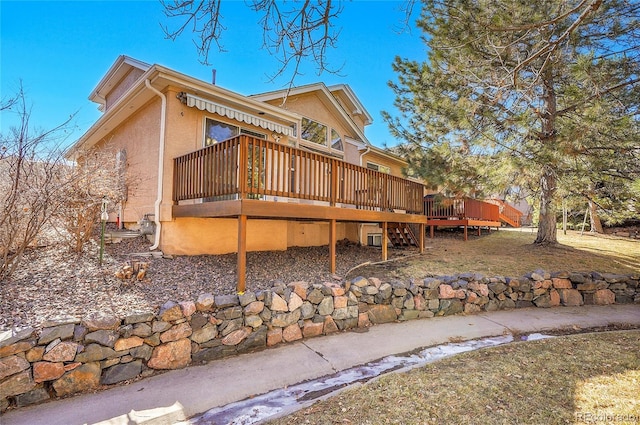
[1,270,639,412]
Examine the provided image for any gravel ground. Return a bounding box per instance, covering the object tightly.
[0,235,410,331]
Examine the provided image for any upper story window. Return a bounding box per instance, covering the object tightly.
[205,118,265,146]
[301,117,344,153]
[301,117,327,146]
[331,129,343,151]
[366,162,391,174]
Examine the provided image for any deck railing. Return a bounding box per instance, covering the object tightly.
[424,196,500,222]
[173,135,425,214]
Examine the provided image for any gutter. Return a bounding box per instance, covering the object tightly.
[144,79,166,251]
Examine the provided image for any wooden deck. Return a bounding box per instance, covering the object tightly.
[172,135,427,292]
[424,197,502,241]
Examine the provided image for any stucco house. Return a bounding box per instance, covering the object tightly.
[66,56,427,290]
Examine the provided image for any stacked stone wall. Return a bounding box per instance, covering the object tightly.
[1,270,638,412]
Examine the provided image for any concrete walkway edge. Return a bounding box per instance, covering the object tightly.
[1,305,638,425]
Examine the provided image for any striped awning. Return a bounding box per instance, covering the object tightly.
[181,93,295,137]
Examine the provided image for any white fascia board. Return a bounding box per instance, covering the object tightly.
[327,84,373,126]
[89,55,151,105]
[251,83,370,144]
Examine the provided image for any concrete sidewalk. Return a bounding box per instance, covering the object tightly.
[2,304,639,425]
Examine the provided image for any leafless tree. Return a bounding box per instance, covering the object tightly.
[0,87,73,280]
[53,143,130,254]
[161,0,418,94]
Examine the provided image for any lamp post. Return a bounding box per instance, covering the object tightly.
[99,198,109,266]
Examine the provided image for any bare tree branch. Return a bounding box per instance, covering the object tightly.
[160,0,345,93]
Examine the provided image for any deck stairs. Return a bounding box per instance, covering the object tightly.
[485,199,523,228]
[386,222,418,248]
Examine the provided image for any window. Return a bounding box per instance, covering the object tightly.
[366,162,391,174]
[301,117,327,146]
[331,129,343,151]
[204,118,265,146]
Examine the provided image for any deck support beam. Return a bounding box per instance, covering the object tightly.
[381,221,388,261]
[237,214,247,294]
[419,223,425,254]
[329,219,336,274]
[464,225,468,241]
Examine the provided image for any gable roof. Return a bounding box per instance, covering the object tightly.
[250,82,373,145]
[89,55,151,109]
[67,58,300,159]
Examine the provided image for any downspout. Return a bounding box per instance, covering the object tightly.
[358,145,372,245]
[145,79,166,251]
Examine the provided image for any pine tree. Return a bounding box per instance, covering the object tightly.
[385,0,640,244]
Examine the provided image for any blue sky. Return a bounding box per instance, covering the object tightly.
[1,1,425,149]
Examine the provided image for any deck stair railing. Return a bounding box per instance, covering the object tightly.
[173,135,425,214]
[484,199,524,227]
[386,222,418,247]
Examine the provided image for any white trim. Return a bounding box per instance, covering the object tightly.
[185,93,294,137]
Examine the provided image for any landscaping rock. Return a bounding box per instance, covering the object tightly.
[266,328,283,346]
[14,387,50,407]
[593,289,615,305]
[282,324,302,342]
[191,324,218,343]
[147,339,191,369]
[114,336,144,351]
[82,312,121,331]
[33,361,65,383]
[559,289,584,306]
[0,355,30,380]
[0,370,35,399]
[222,328,251,346]
[0,341,35,359]
[52,362,101,397]
[303,321,324,338]
[367,305,397,324]
[317,297,334,316]
[270,293,288,312]
[38,324,74,345]
[160,323,192,343]
[158,301,183,322]
[214,295,240,309]
[101,360,143,385]
[195,293,215,311]
[123,312,154,325]
[75,343,117,362]
[42,341,78,362]
[84,330,119,347]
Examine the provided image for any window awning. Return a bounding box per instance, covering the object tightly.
[180,93,295,137]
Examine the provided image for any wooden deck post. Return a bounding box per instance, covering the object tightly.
[464,225,468,241]
[329,219,336,274]
[419,223,425,254]
[430,225,434,239]
[381,221,388,261]
[237,214,247,294]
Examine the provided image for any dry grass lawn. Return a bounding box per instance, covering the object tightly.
[269,330,640,425]
[347,229,640,281]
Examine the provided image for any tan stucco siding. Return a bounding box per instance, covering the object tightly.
[161,218,288,255]
[159,218,358,255]
[93,98,161,224]
[361,151,406,178]
[105,68,146,111]
[287,221,358,247]
[264,92,357,159]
